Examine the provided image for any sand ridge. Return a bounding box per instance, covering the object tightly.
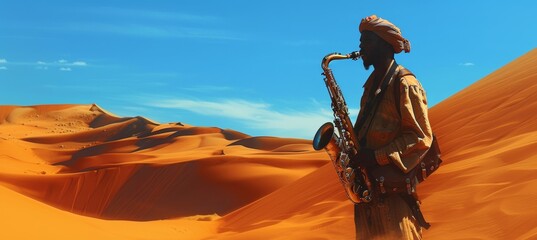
[0,104,327,224]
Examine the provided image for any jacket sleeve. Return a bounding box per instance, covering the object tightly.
[374,76,433,173]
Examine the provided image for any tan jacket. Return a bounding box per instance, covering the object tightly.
[354,63,433,173]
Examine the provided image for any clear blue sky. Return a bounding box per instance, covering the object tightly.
[1,1,536,139]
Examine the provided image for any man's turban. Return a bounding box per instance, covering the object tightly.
[359,15,411,54]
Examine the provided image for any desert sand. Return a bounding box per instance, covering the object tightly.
[1,48,537,239]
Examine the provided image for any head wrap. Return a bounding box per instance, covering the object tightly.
[359,15,411,54]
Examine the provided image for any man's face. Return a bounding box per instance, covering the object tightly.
[359,31,380,70]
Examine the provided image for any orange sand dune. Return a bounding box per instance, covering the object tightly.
[1,48,537,239]
[0,104,327,231]
[418,48,537,240]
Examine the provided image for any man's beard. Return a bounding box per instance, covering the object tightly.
[362,56,372,70]
[364,61,372,70]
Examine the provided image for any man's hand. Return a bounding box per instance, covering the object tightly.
[351,148,377,168]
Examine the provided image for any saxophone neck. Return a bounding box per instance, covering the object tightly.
[321,51,361,70]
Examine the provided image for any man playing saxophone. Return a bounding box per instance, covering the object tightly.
[350,15,433,239]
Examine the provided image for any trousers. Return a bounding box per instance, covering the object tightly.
[354,194,422,240]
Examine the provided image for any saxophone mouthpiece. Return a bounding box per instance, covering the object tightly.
[348,51,361,60]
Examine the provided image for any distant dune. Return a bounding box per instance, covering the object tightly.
[1,48,537,239]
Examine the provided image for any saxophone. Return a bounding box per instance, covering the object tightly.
[313,51,373,204]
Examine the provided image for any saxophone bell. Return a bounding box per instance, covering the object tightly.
[313,122,335,150]
[313,122,340,161]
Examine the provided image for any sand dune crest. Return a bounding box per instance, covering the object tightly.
[0,104,327,223]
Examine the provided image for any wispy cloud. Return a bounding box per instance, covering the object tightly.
[65,23,244,41]
[88,7,219,23]
[182,85,234,93]
[62,7,242,41]
[71,61,87,66]
[145,97,335,138]
[11,7,242,41]
[34,59,88,71]
[0,58,7,70]
[459,62,475,67]
[36,61,51,70]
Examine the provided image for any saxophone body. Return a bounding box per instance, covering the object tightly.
[313,51,373,204]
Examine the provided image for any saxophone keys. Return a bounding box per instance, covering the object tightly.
[344,167,355,182]
[339,152,350,165]
[361,190,372,203]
